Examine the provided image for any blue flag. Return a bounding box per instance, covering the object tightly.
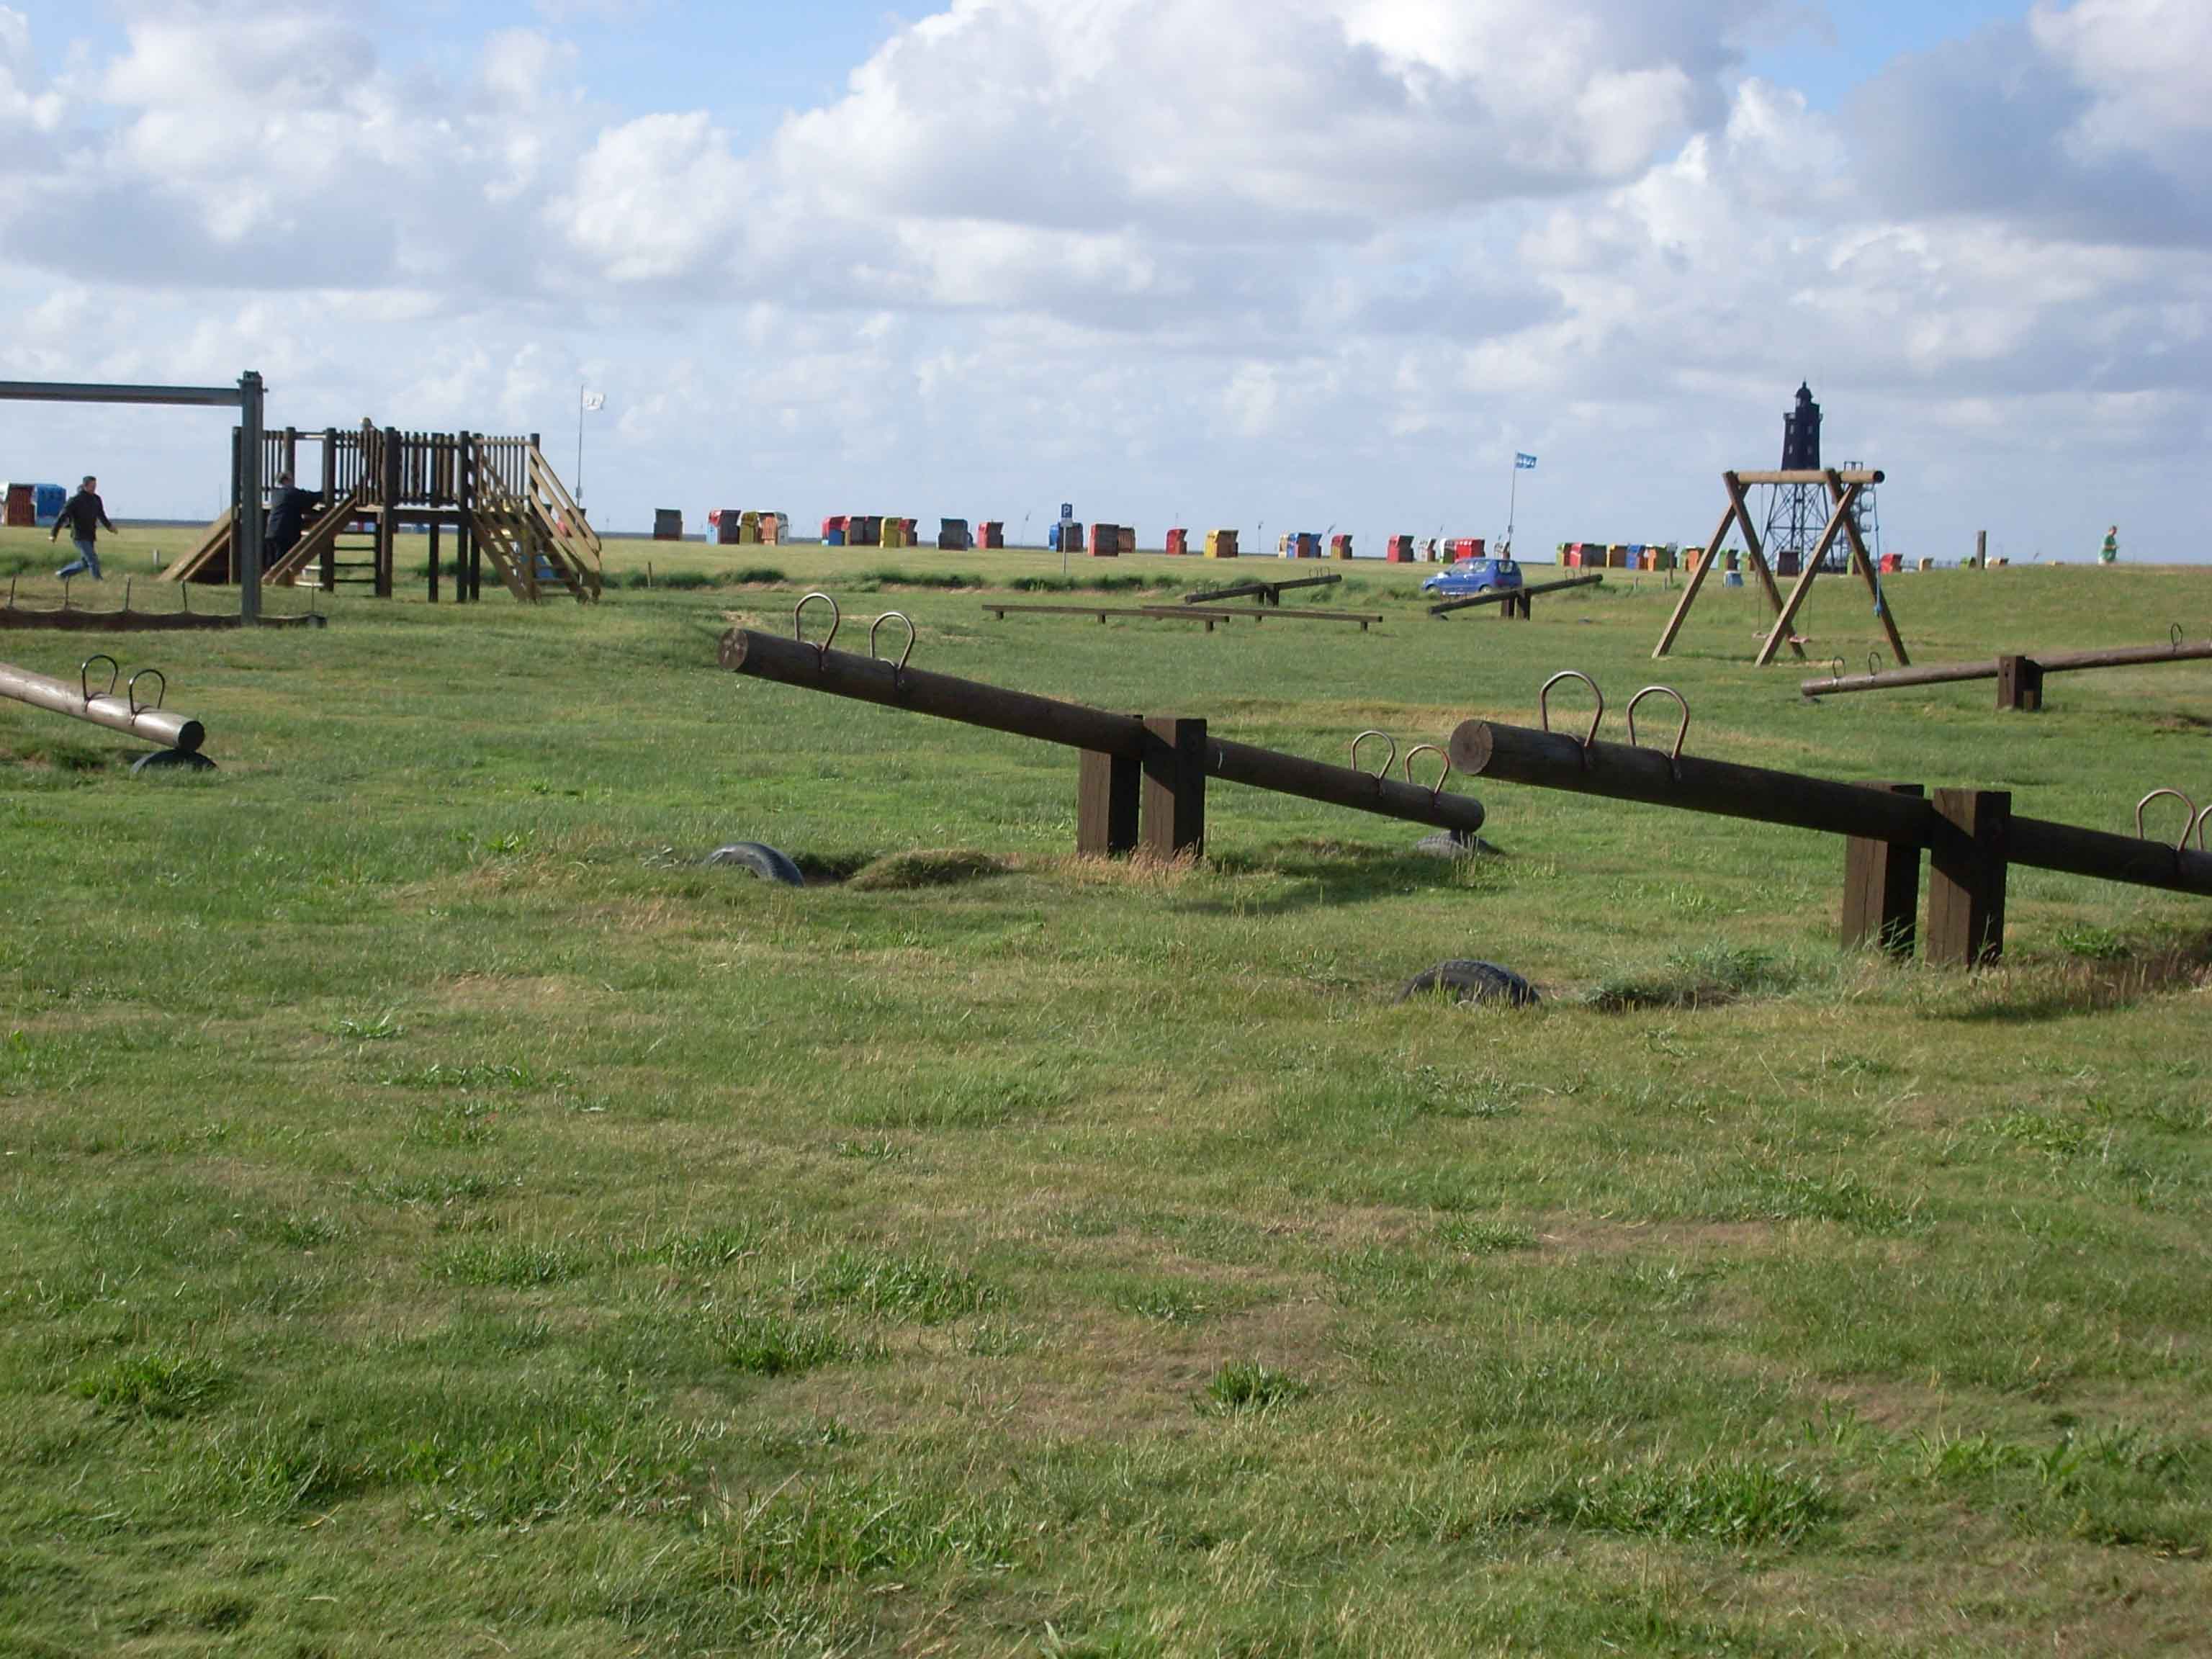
[1515,452,1538,469]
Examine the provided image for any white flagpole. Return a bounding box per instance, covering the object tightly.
[1506,456,1519,554]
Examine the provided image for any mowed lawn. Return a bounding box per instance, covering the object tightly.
[3,527,2210,1656]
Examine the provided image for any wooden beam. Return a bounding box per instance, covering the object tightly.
[1927,789,2010,967]
[1722,471,1804,661]
[1077,750,1140,855]
[1995,655,2044,712]
[1735,469,1884,486]
[1429,573,1603,618]
[1841,783,1923,956]
[1653,499,1740,659]
[1755,481,1860,666]
[1825,469,1911,667]
[1141,716,1207,859]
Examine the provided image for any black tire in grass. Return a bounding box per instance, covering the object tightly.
[706,842,806,887]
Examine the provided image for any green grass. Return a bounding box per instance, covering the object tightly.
[4,529,2212,1651]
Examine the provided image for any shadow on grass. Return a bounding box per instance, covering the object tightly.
[1930,930,2212,1024]
[1174,841,1510,915]
[1586,945,1810,1012]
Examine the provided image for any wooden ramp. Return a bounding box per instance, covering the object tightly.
[160,513,235,584]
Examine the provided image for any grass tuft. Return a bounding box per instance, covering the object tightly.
[1526,1457,1828,1547]
[432,1237,594,1287]
[1200,1362,1312,1416]
[1437,1217,1537,1254]
[788,1249,995,1323]
[74,1348,230,1419]
[716,1308,853,1376]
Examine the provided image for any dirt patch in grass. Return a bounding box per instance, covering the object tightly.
[435,974,606,1015]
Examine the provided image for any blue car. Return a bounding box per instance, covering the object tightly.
[1421,555,1523,596]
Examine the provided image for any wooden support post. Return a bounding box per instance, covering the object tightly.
[226,426,242,586]
[1755,480,1860,666]
[1725,472,1802,660]
[1827,469,1910,667]
[1141,716,1207,859]
[376,427,400,598]
[1927,788,2010,967]
[1076,750,1141,856]
[428,521,441,604]
[1975,530,1987,570]
[1995,655,2043,711]
[1841,783,1923,957]
[457,430,479,602]
[1653,498,1738,658]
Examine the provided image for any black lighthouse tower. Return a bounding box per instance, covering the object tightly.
[1762,382,1877,576]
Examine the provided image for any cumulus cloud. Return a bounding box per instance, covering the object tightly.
[1848,1,2212,247]
[1,0,2209,565]
[0,5,61,133]
[773,0,1768,240]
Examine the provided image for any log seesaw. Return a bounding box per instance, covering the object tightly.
[1429,572,1605,619]
[0,654,215,773]
[1800,625,2212,711]
[1447,671,2211,966]
[721,595,1474,858]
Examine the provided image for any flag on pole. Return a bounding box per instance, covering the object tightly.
[581,390,606,412]
[1514,451,1538,469]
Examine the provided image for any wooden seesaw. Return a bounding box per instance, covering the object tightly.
[722,595,1473,857]
[0,655,215,772]
[1180,572,1344,607]
[983,601,1382,631]
[1800,626,2212,711]
[1445,671,2211,966]
[1429,572,1604,619]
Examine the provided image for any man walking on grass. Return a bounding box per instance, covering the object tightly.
[52,475,117,580]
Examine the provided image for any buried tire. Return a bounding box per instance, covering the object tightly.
[1397,960,1539,1007]
[706,842,806,887]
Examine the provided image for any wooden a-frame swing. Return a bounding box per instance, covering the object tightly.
[1653,468,1911,667]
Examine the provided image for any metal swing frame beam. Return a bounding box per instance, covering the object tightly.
[0,374,267,623]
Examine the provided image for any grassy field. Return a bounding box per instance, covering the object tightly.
[3,525,2210,1656]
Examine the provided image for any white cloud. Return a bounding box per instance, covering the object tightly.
[0,6,62,134]
[1,0,2209,566]
[557,112,760,284]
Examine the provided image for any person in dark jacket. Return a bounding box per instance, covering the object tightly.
[265,472,320,565]
[53,475,117,580]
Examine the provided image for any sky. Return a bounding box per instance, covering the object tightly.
[1,0,2207,564]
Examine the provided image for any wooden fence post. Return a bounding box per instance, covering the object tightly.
[1995,655,2044,711]
[1141,716,1207,859]
[1841,783,1923,957]
[1928,788,2010,966]
[1077,751,1141,855]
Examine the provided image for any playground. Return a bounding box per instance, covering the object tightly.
[3,525,2211,1654]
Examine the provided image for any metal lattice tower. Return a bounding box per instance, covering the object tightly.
[1839,459,1881,570]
